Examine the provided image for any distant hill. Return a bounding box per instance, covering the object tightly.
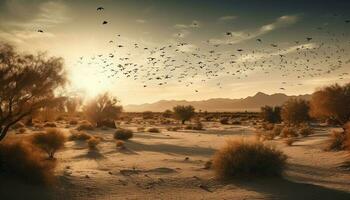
[124,92,311,112]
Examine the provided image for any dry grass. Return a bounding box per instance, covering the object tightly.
[185,122,204,130]
[16,127,27,134]
[137,127,145,132]
[116,140,125,149]
[148,127,161,133]
[69,119,79,125]
[327,130,348,151]
[43,122,57,128]
[284,138,296,146]
[212,138,287,179]
[220,118,229,125]
[298,126,314,137]
[281,127,298,138]
[167,126,182,131]
[77,120,94,131]
[0,140,56,185]
[114,128,133,140]
[69,130,92,141]
[31,128,66,159]
[261,122,274,131]
[272,124,283,136]
[87,137,100,151]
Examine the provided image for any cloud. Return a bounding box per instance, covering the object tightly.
[209,15,299,45]
[136,19,147,23]
[174,20,200,29]
[218,15,237,21]
[0,1,69,43]
[235,43,316,63]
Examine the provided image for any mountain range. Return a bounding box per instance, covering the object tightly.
[124,92,311,112]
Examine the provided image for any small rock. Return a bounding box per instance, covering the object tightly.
[85,175,90,178]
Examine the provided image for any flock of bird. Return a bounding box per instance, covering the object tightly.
[39,6,350,93]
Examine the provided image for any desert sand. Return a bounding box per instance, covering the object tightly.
[1,121,350,200]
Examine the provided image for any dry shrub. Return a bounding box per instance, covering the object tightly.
[31,128,66,159]
[83,93,122,126]
[137,127,145,132]
[185,122,204,130]
[114,128,133,140]
[167,126,181,131]
[43,122,57,128]
[87,137,100,151]
[281,99,310,125]
[280,127,298,138]
[148,127,161,133]
[204,160,212,169]
[284,138,296,146]
[327,130,349,151]
[213,139,287,179]
[116,140,125,149]
[261,122,274,131]
[309,83,350,126]
[12,122,25,129]
[0,141,56,185]
[69,130,92,141]
[232,120,241,125]
[260,106,281,123]
[17,128,27,134]
[142,111,154,120]
[69,119,78,125]
[96,119,116,129]
[298,126,314,137]
[77,120,94,131]
[220,118,229,125]
[272,124,283,136]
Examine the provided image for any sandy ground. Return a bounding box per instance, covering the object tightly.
[1,122,350,200]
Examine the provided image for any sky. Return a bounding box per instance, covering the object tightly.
[0,0,349,105]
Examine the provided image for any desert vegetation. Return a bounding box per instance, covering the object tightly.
[31,128,66,159]
[114,128,133,140]
[213,139,287,179]
[173,105,195,124]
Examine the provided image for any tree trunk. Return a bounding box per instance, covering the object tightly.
[0,126,10,141]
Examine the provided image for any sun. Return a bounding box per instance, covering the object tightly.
[68,64,113,99]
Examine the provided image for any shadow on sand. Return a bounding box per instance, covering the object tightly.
[126,140,215,156]
[0,175,72,200]
[73,150,105,160]
[231,177,350,200]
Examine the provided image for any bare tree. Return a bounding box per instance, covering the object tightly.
[0,43,66,141]
[310,83,350,128]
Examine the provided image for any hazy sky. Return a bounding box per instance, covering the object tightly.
[0,0,349,105]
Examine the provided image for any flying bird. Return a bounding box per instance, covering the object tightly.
[102,21,108,25]
[97,7,104,11]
